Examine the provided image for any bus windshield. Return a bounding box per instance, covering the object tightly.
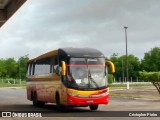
[67,58,107,90]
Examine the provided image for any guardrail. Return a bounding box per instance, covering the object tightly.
[112,82,152,84]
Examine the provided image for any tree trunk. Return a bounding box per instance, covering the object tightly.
[152,82,160,94]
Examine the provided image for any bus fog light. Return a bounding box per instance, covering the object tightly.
[106,98,108,101]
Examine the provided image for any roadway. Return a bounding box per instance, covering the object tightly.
[0,87,160,120]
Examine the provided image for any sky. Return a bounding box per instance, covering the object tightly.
[0,0,160,60]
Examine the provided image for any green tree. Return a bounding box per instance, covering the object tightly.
[5,58,18,78]
[127,55,141,80]
[110,54,140,82]
[0,59,7,78]
[139,47,160,94]
[141,47,160,71]
[139,71,160,94]
[17,55,29,80]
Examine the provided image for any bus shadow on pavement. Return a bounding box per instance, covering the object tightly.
[38,104,104,117]
[40,104,103,113]
[0,104,103,113]
[0,104,103,117]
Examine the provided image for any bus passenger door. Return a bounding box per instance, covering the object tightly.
[60,61,68,105]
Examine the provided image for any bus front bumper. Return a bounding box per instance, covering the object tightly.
[67,94,109,106]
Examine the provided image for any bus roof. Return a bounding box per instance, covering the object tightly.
[28,50,58,63]
[59,47,104,58]
[28,47,104,63]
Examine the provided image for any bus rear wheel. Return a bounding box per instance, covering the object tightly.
[32,93,45,107]
[89,105,99,110]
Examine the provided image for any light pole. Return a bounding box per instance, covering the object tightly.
[122,58,124,83]
[124,26,129,89]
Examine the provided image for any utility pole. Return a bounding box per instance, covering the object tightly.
[122,59,124,83]
[124,26,129,89]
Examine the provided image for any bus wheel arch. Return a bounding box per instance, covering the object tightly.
[32,91,45,107]
[55,92,60,106]
[55,92,66,111]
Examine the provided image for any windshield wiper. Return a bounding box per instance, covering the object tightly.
[88,69,100,89]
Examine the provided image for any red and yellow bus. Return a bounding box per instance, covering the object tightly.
[26,48,115,111]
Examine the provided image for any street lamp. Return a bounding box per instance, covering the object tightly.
[124,26,129,89]
[122,58,124,83]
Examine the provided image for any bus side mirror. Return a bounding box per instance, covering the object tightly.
[61,61,66,76]
[106,61,115,73]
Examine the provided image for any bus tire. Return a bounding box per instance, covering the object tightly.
[89,105,99,110]
[56,93,66,111]
[33,92,45,107]
[31,92,34,101]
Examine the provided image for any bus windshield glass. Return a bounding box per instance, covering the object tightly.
[67,58,106,90]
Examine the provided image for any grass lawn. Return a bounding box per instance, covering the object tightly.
[0,84,26,88]
[109,83,153,88]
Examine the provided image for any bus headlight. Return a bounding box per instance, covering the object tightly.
[68,92,78,97]
[102,91,109,96]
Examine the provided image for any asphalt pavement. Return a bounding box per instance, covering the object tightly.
[0,87,160,120]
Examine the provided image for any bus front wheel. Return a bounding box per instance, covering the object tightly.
[89,105,99,110]
[56,94,66,111]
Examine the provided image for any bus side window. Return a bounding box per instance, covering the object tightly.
[34,59,50,75]
[29,63,33,75]
[27,64,32,76]
[32,63,35,75]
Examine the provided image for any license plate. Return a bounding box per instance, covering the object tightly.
[86,100,94,103]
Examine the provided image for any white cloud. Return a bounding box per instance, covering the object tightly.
[0,0,160,60]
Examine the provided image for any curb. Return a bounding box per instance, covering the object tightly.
[110,96,160,102]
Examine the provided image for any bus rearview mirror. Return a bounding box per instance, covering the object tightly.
[61,61,66,76]
[106,61,115,73]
